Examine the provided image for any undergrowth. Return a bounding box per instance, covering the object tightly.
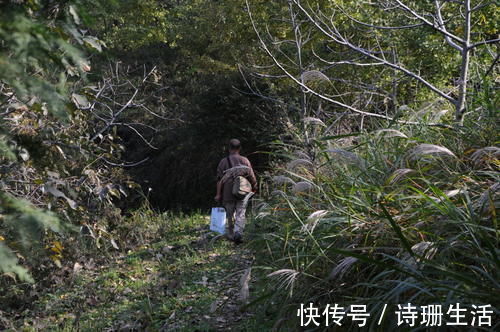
[1,212,258,331]
[246,108,499,330]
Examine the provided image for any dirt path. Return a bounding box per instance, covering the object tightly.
[3,215,257,331]
[159,223,256,331]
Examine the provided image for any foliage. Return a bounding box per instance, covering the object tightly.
[247,103,499,329]
[0,0,87,281]
[78,0,169,50]
[247,0,498,124]
[0,1,88,117]
[0,0,133,282]
[0,0,497,330]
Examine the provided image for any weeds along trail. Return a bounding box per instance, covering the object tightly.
[3,214,256,331]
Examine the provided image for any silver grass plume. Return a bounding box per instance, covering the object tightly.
[267,269,300,294]
[294,151,311,160]
[329,257,358,280]
[387,168,415,184]
[255,202,271,220]
[271,190,287,197]
[402,242,438,268]
[431,109,449,121]
[293,181,314,193]
[326,148,365,168]
[287,159,313,170]
[406,144,456,161]
[301,70,330,83]
[272,175,296,185]
[301,210,328,233]
[375,129,408,139]
[476,182,499,215]
[470,147,500,167]
[423,188,465,203]
[303,117,326,127]
[239,267,251,304]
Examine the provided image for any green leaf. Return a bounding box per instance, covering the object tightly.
[0,242,34,283]
[380,202,415,258]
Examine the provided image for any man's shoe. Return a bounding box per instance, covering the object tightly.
[233,232,243,244]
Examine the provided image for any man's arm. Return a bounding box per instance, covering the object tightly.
[215,159,225,202]
[215,180,222,202]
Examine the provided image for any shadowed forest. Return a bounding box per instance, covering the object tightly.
[0,0,498,331]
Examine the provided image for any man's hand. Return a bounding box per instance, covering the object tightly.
[214,194,221,202]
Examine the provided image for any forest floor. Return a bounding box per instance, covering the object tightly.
[5,215,266,331]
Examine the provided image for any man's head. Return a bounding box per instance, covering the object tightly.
[228,138,241,152]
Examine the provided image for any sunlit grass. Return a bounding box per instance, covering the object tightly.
[245,118,499,330]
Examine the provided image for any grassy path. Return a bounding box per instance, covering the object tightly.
[7,214,259,331]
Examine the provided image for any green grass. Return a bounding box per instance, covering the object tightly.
[4,213,260,331]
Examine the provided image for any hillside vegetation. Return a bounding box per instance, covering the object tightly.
[1,0,498,330]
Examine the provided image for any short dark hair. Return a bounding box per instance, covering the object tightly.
[228,138,241,150]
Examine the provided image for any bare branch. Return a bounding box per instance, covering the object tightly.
[122,123,158,150]
[235,64,299,109]
[246,0,452,129]
[293,0,456,103]
[312,47,385,67]
[469,38,500,49]
[434,0,463,51]
[132,103,175,120]
[0,91,16,111]
[338,5,426,30]
[102,157,150,168]
[472,1,495,12]
[454,0,472,123]
[90,87,139,141]
[392,0,464,44]
[142,65,157,83]
[484,53,499,78]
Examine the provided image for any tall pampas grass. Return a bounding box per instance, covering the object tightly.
[248,121,499,330]
[406,143,456,161]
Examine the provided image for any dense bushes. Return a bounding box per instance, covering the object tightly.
[0,0,92,281]
[0,0,146,284]
[77,0,292,210]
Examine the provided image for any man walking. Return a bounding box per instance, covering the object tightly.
[215,139,257,243]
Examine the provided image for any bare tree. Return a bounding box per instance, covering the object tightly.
[247,0,498,125]
[80,62,177,152]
